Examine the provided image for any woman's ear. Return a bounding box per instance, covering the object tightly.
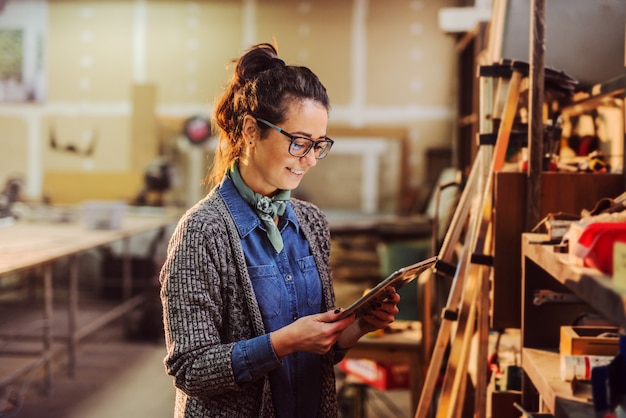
[242,115,259,143]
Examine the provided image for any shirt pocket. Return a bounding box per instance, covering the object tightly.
[298,256,322,308]
[247,264,282,320]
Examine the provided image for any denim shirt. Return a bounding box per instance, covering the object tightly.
[219,177,323,418]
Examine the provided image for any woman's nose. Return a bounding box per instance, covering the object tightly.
[302,149,318,167]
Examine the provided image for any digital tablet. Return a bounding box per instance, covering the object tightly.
[334,256,438,321]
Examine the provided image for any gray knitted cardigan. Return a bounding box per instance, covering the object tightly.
[160,188,339,417]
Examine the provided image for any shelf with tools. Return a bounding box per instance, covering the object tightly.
[520,233,626,417]
[522,234,626,331]
[558,73,626,184]
[509,68,626,415]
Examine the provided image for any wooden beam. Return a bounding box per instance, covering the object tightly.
[526,0,545,231]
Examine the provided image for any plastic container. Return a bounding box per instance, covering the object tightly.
[569,222,626,276]
[560,354,614,381]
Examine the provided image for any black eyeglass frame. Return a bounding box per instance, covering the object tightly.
[256,118,334,159]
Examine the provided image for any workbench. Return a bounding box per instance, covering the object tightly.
[0,210,179,394]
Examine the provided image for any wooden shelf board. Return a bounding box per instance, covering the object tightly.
[522,348,594,418]
[523,234,626,327]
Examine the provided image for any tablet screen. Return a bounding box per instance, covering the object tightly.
[334,256,438,321]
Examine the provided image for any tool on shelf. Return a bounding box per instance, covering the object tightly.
[532,289,581,305]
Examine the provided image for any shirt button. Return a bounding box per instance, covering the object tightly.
[292,313,298,321]
[286,275,292,281]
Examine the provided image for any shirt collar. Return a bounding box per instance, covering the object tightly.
[219,176,299,238]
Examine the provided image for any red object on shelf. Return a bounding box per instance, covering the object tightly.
[570,222,626,276]
[339,358,410,390]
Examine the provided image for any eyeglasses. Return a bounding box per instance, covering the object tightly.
[256,118,334,159]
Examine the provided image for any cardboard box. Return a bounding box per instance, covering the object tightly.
[560,326,619,356]
[339,358,410,390]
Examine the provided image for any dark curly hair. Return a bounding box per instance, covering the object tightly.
[206,43,330,186]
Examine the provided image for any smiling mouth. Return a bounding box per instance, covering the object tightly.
[289,168,304,175]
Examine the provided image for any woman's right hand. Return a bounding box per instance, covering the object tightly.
[269,310,355,358]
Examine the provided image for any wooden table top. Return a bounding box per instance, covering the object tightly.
[0,213,180,276]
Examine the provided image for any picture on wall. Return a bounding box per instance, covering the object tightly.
[0,0,47,103]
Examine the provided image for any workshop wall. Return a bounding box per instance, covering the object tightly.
[0,0,460,211]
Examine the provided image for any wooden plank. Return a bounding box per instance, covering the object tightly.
[414,147,486,418]
[526,0,546,231]
[493,71,522,172]
[436,64,516,418]
[419,62,523,417]
[474,238,493,418]
[445,157,495,418]
[437,257,479,418]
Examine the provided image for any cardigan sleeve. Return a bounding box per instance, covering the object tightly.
[231,335,281,384]
[160,211,255,397]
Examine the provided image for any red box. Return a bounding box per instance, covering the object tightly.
[569,222,626,276]
[339,358,410,390]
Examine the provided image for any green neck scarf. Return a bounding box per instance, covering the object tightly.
[227,162,291,253]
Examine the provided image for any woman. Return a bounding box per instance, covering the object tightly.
[160,43,400,418]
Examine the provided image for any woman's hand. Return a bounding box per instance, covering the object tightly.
[357,289,401,334]
[270,309,355,358]
[336,288,401,349]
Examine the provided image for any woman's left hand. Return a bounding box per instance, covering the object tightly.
[335,288,401,350]
[357,289,400,334]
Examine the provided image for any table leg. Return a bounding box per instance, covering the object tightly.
[352,383,367,418]
[43,264,53,394]
[122,238,131,301]
[122,238,132,333]
[409,353,424,415]
[68,254,78,376]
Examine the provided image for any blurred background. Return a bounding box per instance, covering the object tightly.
[0,0,624,417]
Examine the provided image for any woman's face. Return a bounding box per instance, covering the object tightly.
[240,99,328,196]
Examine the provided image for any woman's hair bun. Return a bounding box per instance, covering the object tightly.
[233,43,285,88]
